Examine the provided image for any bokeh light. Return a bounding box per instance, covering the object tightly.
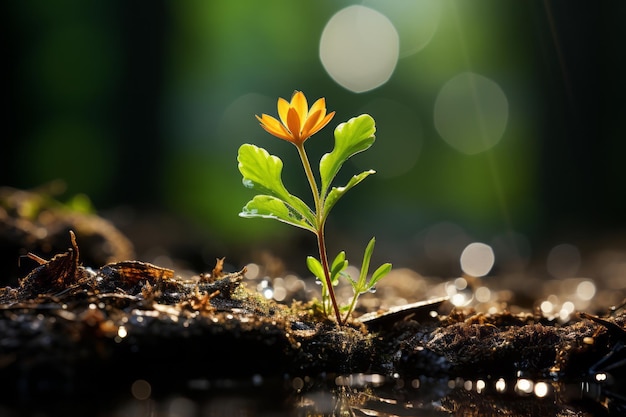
[515,378,534,395]
[362,0,442,57]
[534,382,550,398]
[4,2,624,322]
[460,242,495,277]
[320,5,399,93]
[446,277,473,307]
[576,280,596,301]
[130,379,152,401]
[475,286,491,303]
[546,243,581,278]
[434,72,509,155]
[495,378,507,393]
[218,93,276,149]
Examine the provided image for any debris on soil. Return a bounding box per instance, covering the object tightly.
[1,232,364,396]
[0,232,624,402]
[0,185,134,286]
[0,186,624,414]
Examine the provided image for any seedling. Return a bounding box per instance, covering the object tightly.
[237,91,391,325]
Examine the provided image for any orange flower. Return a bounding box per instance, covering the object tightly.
[256,91,335,146]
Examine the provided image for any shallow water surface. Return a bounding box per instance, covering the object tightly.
[4,373,622,417]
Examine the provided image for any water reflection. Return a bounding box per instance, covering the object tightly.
[3,372,622,416]
[290,374,624,417]
[293,374,623,417]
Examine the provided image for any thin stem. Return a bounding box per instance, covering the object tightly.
[295,144,322,215]
[317,227,342,324]
[343,293,359,324]
[296,144,342,324]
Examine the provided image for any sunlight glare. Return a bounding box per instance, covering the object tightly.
[245,263,260,280]
[476,379,486,393]
[434,72,509,155]
[460,242,495,277]
[362,0,442,57]
[576,280,596,301]
[534,382,550,398]
[320,5,399,93]
[495,378,507,393]
[559,300,575,321]
[540,300,553,314]
[475,286,491,303]
[515,378,533,395]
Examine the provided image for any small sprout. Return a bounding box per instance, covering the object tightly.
[238,91,391,325]
[344,238,392,322]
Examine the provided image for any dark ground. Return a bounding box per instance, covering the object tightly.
[1,186,625,416]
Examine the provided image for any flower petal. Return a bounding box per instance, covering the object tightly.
[256,114,293,142]
[301,109,323,140]
[255,92,334,145]
[309,98,327,118]
[277,98,290,127]
[286,107,302,144]
[291,91,308,122]
[315,111,336,133]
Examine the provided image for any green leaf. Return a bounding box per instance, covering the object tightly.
[357,237,376,290]
[370,263,392,287]
[339,304,352,313]
[331,251,346,274]
[319,114,376,197]
[322,170,375,221]
[306,256,325,282]
[238,144,287,197]
[330,251,348,285]
[238,144,315,225]
[240,195,315,232]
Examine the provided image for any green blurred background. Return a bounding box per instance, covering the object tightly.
[3,0,625,276]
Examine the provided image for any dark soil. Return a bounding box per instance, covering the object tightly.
[1,186,625,416]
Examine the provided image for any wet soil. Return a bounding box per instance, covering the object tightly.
[1,187,625,416]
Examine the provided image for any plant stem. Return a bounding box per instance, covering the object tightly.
[343,293,359,324]
[316,227,342,324]
[296,144,342,324]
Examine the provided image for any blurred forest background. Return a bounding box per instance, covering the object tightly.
[2,0,625,279]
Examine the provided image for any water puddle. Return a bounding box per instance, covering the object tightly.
[4,373,621,416]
